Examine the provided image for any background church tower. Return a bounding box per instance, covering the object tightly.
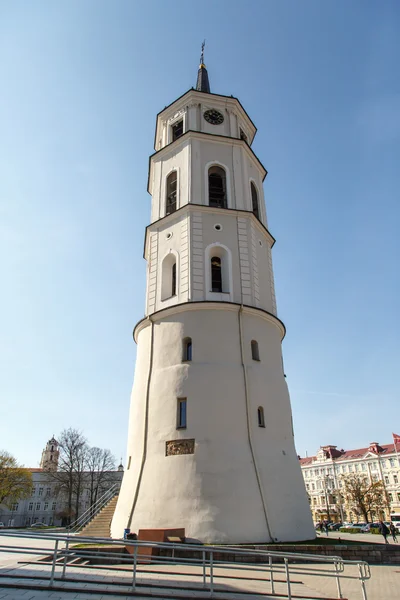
[40,436,59,471]
[111,50,314,543]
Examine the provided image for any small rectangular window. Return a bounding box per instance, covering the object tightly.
[28,503,33,511]
[44,502,49,511]
[52,502,56,510]
[257,406,265,428]
[36,503,41,510]
[172,120,183,142]
[38,487,43,496]
[177,398,187,429]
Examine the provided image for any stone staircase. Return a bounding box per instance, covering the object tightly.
[78,494,118,538]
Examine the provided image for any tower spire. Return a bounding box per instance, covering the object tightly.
[196,40,210,93]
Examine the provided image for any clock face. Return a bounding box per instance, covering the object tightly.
[204,109,224,125]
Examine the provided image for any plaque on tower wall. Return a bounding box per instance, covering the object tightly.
[166,439,195,456]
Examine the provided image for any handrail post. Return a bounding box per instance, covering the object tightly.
[49,539,59,586]
[284,558,291,600]
[358,563,368,600]
[209,549,214,597]
[269,555,274,595]
[202,549,206,588]
[334,559,343,599]
[61,537,70,579]
[131,544,138,590]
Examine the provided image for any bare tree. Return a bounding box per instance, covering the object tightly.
[341,474,388,522]
[49,429,88,525]
[85,447,116,514]
[0,451,32,506]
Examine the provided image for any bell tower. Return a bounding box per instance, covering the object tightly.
[40,436,59,472]
[111,50,314,543]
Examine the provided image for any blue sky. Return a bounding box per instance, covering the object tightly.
[1,1,399,467]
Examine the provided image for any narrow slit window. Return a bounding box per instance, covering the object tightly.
[127,456,131,470]
[211,256,222,292]
[172,120,183,142]
[208,166,227,208]
[183,337,192,362]
[258,407,265,428]
[251,340,260,361]
[177,398,187,429]
[166,171,177,215]
[171,263,176,296]
[240,128,248,142]
[251,182,259,219]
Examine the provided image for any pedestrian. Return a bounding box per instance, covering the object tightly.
[324,522,329,536]
[389,522,397,543]
[378,520,389,544]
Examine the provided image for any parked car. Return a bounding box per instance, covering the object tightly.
[30,522,47,528]
[0,523,4,529]
[329,522,343,531]
[351,523,367,529]
[361,523,380,533]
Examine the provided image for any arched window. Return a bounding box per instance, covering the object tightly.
[205,244,232,299]
[161,254,177,301]
[208,166,227,208]
[166,171,177,215]
[257,406,265,428]
[183,337,192,361]
[251,182,259,219]
[251,340,260,361]
[211,256,222,292]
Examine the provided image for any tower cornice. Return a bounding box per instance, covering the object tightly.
[133,301,286,343]
[143,203,276,261]
[148,129,267,196]
[154,89,257,150]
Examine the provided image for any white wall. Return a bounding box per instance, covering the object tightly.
[111,304,314,543]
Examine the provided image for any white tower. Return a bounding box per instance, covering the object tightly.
[112,51,314,543]
[40,436,59,472]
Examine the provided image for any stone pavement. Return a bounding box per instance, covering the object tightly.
[0,531,399,599]
[318,530,400,546]
[0,560,398,599]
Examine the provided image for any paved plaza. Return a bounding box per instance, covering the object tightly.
[0,533,399,599]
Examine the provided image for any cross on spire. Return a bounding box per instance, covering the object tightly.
[196,40,210,94]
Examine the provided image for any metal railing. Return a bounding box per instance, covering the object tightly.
[0,530,371,599]
[67,483,119,533]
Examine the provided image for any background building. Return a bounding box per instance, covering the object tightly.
[0,437,123,528]
[300,441,400,523]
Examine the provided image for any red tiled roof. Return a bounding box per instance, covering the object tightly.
[299,443,396,465]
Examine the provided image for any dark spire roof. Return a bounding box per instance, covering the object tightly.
[196,41,210,94]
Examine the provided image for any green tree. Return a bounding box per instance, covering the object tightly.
[0,451,32,506]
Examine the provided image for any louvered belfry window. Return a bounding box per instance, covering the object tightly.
[166,171,177,215]
[208,166,227,208]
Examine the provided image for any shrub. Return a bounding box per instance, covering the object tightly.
[339,527,362,534]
